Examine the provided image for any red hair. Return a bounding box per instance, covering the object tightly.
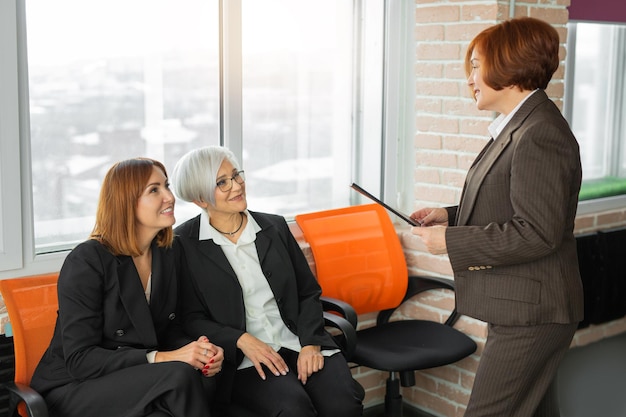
[465,17,560,92]
[90,158,173,256]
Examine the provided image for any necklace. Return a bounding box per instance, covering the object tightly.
[212,212,244,236]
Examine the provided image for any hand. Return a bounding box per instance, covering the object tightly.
[237,333,288,380]
[411,225,448,255]
[154,336,224,377]
[410,207,448,227]
[297,345,324,385]
[197,336,225,377]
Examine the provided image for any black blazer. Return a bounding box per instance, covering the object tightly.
[31,239,189,395]
[175,211,338,399]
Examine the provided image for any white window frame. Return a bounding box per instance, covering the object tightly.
[0,0,23,272]
[565,21,626,215]
[0,0,414,277]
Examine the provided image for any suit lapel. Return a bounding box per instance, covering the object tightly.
[457,136,511,225]
[148,243,174,319]
[197,239,239,279]
[254,224,271,266]
[456,90,548,226]
[117,256,158,346]
[179,215,238,279]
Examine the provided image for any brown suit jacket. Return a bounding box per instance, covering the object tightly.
[445,90,584,326]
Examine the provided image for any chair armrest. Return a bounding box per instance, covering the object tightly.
[406,275,456,294]
[323,311,357,360]
[320,296,357,328]
[4,381,49,417]
[377,275,461,326]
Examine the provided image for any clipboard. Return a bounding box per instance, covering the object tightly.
[350,183,419,226]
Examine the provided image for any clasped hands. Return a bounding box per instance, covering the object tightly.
[238,332,323,384]
[410,207,448,255]
[154,335,224,377]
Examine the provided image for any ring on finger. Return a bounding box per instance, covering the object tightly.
[203,349,208,356]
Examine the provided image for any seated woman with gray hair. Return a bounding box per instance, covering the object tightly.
[172,145,364,417]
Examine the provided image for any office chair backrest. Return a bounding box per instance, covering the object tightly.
[295,204,408,315]
[0,274,58,386]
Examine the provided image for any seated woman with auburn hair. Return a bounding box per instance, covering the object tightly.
[31,157,224,417]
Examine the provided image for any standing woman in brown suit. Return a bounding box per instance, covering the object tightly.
[410,17,584,417]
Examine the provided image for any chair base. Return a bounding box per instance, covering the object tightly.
[385,377,403,417]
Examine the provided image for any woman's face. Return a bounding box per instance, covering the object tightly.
[467,49,503,113]
[211,159,247,215]
[135,165,176,238]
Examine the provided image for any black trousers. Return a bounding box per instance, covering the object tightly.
[45,362,216,417]
[229,348,364,417]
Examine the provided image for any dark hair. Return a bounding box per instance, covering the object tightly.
[465,17,560,92]
[90,158,173,256]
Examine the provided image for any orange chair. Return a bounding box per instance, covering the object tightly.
[0,274,58,417]
[296,204,476,417]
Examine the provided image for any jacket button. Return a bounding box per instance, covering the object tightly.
[115,329,125,337]
[168,313,176,320]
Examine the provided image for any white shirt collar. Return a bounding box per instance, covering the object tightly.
[198,209,260,243]
[488,89,539,139]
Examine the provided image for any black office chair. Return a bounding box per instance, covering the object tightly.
[296,204,477,417]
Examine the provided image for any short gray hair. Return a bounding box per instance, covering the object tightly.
[172,146,241,206]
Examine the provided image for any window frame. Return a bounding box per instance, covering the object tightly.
[564,20,626,215]
[0,0,414,277]
[0,0,23,272]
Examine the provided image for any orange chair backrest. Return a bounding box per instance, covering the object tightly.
[0,274,59,386]
[295,204,408,315]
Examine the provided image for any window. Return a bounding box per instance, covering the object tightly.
[26,0,221,252]
[239,1,357,215]
[0,0,413,273]
[0,0,23,271]
[565,21,626,208]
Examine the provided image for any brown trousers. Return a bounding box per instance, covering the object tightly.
[464,322,578,417]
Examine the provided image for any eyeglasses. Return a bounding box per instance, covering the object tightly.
[216,170,245,192]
